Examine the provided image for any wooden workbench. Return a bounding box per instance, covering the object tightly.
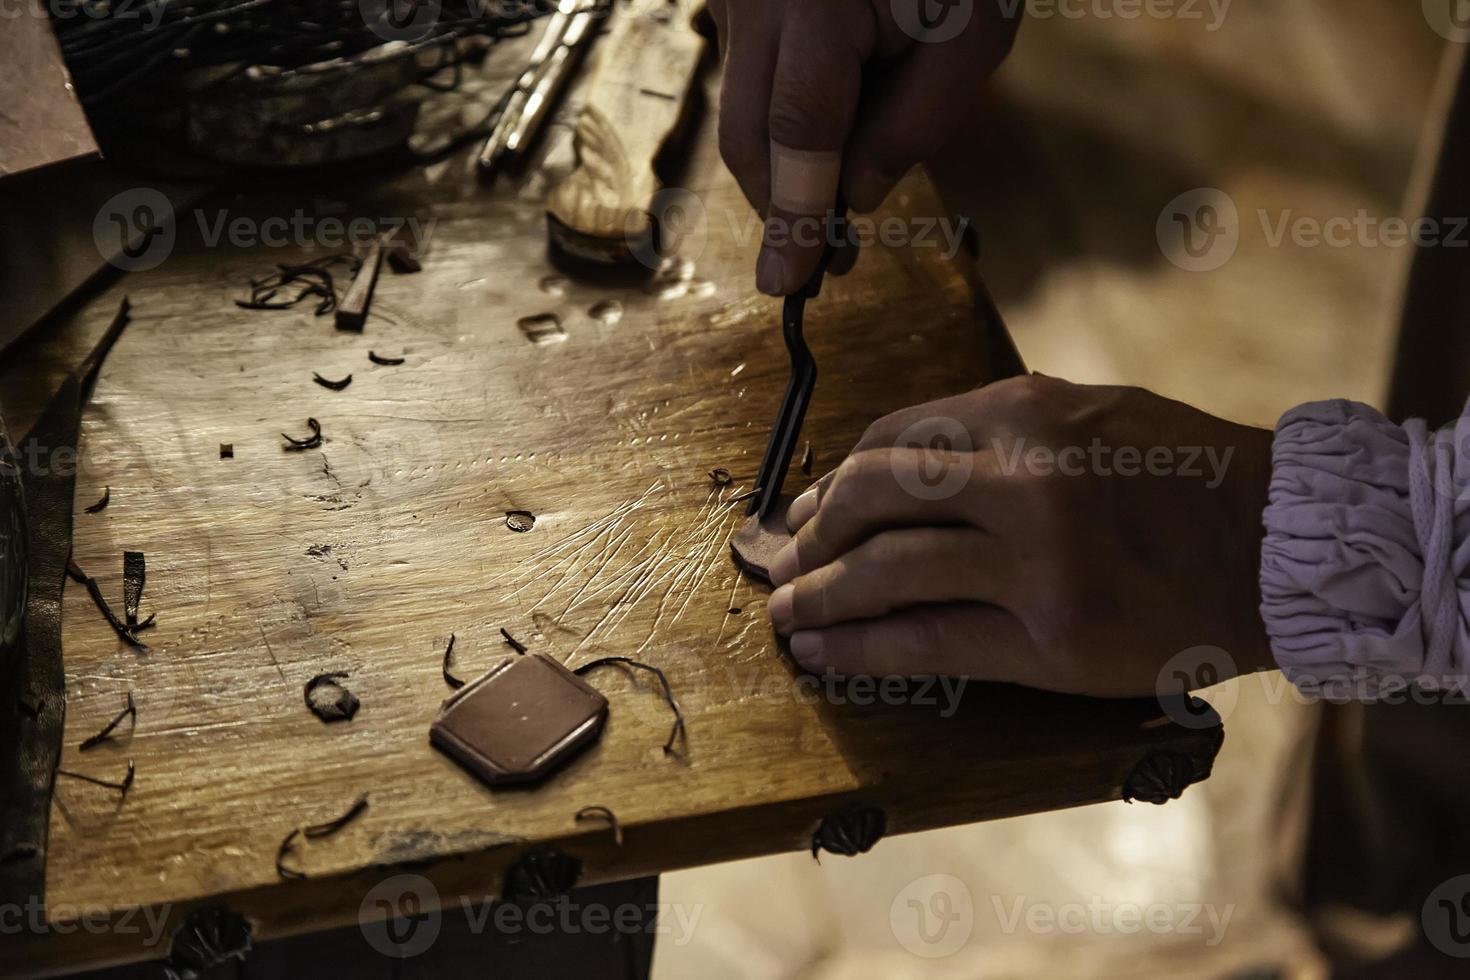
[0,50,1223,977]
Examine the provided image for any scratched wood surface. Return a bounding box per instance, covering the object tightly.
[1,46,1221,976]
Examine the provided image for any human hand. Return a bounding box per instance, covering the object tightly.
[707,0,1021,295]
[765,376,1277,697]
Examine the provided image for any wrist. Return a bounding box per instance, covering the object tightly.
[1228,423,1277,676]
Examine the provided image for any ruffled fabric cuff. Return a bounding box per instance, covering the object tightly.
[1260,399,1470,700]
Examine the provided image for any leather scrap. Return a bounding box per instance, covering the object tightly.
[730,494,795,585]
[0,297,133,912]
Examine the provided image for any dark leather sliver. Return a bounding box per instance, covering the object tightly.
[0,298,133,911]
[430,654,608,786]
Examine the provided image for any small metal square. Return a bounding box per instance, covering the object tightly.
[430,654,608,786]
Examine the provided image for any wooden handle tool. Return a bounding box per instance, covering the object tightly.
[546,0,706,264]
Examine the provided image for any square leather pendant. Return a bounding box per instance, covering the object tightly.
[430,654,608,786]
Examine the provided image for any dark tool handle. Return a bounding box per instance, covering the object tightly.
[747,203,848,519]
[0,415,25,660]
[747,297,817,519]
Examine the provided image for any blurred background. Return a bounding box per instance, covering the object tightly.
[658,2,1445,976]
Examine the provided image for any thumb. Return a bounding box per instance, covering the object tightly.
[757,1,875,295]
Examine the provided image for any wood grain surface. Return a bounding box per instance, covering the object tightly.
[0,34,1221,976]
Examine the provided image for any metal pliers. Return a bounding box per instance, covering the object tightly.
[748,207,846,520]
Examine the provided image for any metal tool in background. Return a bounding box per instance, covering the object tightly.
[479,0,605,176]
[748,209,848,522]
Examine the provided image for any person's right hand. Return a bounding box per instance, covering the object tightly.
[707,0,1021,295]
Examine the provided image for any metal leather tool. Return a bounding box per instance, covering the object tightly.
[747,208,847,521]
[0,299,132,911]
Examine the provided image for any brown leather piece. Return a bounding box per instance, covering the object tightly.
[430,654,608,786]
[0,298,132,911]
[730,495,795,586]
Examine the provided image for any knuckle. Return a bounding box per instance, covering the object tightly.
[983,374,1080,432]
[846,448,894,487]
[827,454,869,507]
[859,413,895,448]
[987,375,1051,421]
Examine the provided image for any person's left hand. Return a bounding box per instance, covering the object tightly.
[765,375,1278,697]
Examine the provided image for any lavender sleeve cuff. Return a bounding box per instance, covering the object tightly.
[1260,398,1470,699]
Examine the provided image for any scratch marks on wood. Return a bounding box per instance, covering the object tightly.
[514,481,752,654]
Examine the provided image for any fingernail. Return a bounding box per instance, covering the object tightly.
[768,540,800,586]
[789,630,825,668]
[756,248,787,295]
[768,583,795,635]
[785,487,819,532]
